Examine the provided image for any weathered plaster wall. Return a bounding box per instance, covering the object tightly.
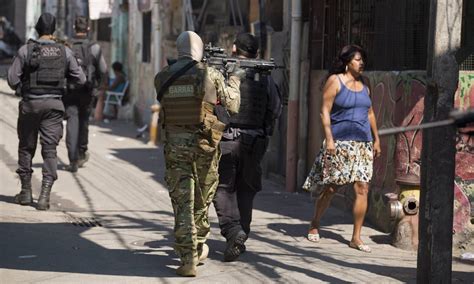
[308,70,473,236]
[126,2,159,125]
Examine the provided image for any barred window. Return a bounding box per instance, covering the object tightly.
[142,11,151,63]
[460,54,474,71]
[461,0,474,70]
[96,18,111,42]
[311,0,429,70]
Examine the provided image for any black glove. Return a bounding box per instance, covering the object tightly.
[225,62,246,79]
[15,86,22,97]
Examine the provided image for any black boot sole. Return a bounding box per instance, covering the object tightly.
[15,194,32,205]
[224,232,248,262]
[36,202,50,210]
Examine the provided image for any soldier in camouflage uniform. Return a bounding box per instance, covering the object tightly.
[154,31,242,277]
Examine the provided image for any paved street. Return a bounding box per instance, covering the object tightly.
[0,77,472,283]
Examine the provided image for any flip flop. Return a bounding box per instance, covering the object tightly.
[349,242,372,253]
[307,233,320,243]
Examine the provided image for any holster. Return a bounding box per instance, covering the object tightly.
[214,104,231,128]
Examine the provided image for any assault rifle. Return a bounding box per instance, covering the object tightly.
[202,43,283,75]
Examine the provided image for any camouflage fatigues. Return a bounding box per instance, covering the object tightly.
[155,59,240,264]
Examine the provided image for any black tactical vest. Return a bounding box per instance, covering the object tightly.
[229,70,268,129]
[22,40,67,95]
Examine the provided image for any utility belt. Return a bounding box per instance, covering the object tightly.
[222,128,265,142]
[22,94,62,101]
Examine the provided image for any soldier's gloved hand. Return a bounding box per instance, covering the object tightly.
[225,62,246,79]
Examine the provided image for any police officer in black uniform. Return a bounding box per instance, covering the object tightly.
[7,13,86,210]
[212,33,282,261]
[64,16,107,172]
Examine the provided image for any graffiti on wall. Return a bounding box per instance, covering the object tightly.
[369,71,472,235]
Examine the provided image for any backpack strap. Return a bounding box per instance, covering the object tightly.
[157,60,198,101]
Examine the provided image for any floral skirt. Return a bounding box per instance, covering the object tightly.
[302,140,373,191]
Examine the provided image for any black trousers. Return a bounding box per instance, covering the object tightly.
[63,90,92,163]
[213,134,269,239]
[17,99,64,181]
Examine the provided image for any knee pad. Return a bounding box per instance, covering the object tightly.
[41,144,57,159]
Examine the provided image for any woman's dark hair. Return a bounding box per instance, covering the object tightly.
[328,44,367,76]
[321,45,367,89]
[112,62,123,72]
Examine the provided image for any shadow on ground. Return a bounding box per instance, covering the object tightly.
[1,215,472,282]
[0,215,178,278]
[110,147,165,184]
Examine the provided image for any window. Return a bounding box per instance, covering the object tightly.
[142,11,151,62]
[460,0,474,70]
[311,0,429,70]
[266,0,284,32]
[97,18,111,42]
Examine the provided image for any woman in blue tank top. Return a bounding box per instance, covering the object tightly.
[303,45,381,253]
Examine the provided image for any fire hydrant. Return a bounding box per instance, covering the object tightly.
[390,174,420,250]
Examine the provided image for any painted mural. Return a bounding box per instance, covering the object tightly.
[454,71,474,233]
[308,70,473,237]
[369,71,472,235]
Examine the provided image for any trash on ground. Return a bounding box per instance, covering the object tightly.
[460,252,474,260]
[18,255,37,259]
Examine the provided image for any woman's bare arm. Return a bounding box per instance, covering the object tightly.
[320,74,339,154]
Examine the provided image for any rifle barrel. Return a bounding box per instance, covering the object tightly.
[378,119,455,136]
[377,109,474,136]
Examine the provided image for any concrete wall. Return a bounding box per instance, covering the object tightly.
[307,70,473,237]
[125,1,161,126]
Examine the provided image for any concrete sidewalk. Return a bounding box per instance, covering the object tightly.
[0,83,472,283]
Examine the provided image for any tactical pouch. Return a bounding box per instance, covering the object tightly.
[198,113,225,152]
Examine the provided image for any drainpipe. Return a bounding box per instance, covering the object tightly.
[153,1,162,72]
[286,0,302,192]
[148,0,163,145]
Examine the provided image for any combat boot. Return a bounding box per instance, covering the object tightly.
[14,175,32,205]
[65,162,78,173]
[198,243,209,261]
[77,151,90,168]
[37,179,53,211]
[176,255,198,277]
[224,229,247,262]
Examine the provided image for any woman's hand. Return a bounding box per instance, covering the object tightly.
[326,140,336,156]
[373,140,381,158]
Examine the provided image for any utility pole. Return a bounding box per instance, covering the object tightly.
[286,0,302,192]
[258,0,266,58]
[417,0,463,283]
[57,0,66,38]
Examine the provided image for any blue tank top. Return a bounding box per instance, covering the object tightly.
[330,76,373,142]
